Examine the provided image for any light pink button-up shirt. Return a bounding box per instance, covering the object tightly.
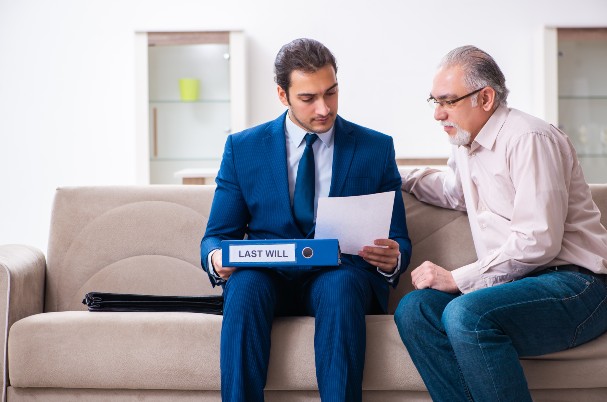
[403,106,607,293]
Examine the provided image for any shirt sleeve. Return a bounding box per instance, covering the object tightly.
[207,249,226,285]
[376,252,401,284]
[402,151,467,211]
[451,131,572,293]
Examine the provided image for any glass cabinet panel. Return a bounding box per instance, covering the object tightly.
[557,29,607,183]
[148,39,234,183]
[149,101,230,160]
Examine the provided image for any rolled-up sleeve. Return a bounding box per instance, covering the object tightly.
[402,153,467,212]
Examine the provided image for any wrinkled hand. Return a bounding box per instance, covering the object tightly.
[212,250,236,280]
[358,239,400,274]
[411,261,459,293]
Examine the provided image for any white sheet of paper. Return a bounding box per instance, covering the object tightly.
[314,191,395,255]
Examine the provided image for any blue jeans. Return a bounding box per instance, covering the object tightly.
[394,267,607,402]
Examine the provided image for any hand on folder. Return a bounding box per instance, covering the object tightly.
[212,250,236,280]
[358,238,400,274]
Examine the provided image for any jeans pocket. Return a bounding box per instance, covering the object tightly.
[538,269,607,348]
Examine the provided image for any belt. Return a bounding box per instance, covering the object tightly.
[553,264,607,283]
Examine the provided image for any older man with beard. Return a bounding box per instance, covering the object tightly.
[395,45,607,402]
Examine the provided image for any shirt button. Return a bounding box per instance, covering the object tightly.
[480,223,487,230]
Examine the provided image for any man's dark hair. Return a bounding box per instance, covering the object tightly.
[274,38,337,100]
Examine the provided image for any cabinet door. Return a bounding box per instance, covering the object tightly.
[150,102,230,160]
[557,29,607,183]
[149,43,231,162]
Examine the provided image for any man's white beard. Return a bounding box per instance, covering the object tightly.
[442,121,471,146]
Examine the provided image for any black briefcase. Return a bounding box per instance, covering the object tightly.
[82,292,223,315]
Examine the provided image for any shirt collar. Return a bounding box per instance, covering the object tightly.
[470,105,510,152]
[284,111,335,149]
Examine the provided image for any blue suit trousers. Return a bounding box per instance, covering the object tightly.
[220,267,376,402]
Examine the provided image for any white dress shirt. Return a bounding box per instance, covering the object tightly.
[403,106,607,293]
[284,111,334,214]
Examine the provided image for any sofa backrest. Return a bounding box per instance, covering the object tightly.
[387,192,476,313]
[45,184,607,314]
[45,186,220,312]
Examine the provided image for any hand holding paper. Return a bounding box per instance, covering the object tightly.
[359,238,401,274]
[314,191,395,255]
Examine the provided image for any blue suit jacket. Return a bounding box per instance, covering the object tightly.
[201,112,411,312]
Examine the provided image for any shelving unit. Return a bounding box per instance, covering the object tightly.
[136,31,247,184]
[557,28,607,183]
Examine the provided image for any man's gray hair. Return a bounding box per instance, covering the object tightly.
[439,45,509,108]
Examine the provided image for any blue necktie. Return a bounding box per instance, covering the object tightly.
[293,133,318,236]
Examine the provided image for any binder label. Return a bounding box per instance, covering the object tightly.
[229,243,296,263]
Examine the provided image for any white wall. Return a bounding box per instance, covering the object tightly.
[1,0,607,252]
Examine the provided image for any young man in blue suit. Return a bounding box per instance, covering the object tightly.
[201,38,411,402]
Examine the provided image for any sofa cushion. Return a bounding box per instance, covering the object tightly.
[522,332,607,389]
[9,312,222,390]
[8,312,423,391]
[10,310,607,392]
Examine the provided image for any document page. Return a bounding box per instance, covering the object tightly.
[314,191,395,255]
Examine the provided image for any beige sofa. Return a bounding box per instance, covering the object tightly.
[1,184,607,401]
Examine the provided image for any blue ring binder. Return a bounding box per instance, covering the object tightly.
[222,239,340,268]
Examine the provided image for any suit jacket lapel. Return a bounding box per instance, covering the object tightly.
[263,112,292,213]
[329,116,355,197]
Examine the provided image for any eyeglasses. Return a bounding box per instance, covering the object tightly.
[427,87,484,109]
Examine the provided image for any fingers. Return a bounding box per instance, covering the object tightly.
[359,239,399,257]
[212,250,236,280]
[411,261,438,290]
[373,238,399,249]
[217,266,236,280]
[410,261,459,293]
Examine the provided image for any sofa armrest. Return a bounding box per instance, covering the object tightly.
[0,244,46,401]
